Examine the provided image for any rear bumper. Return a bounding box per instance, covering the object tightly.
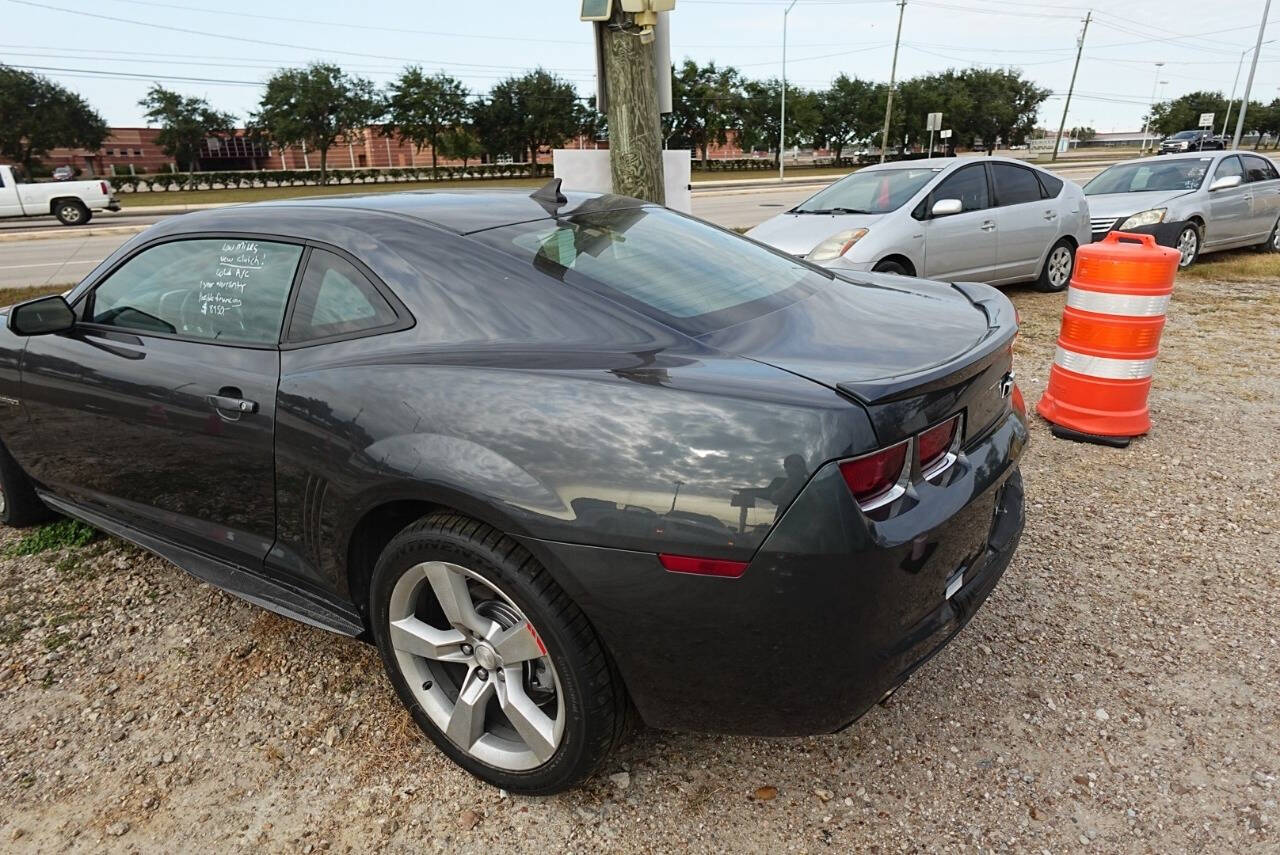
[524,410,1028,736]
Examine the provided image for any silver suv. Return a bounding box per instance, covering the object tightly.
[746,157,1092,292]
[1084,152,1280,267]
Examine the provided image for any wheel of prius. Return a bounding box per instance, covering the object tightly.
[1175,224,1200,268]
[0,442,53,527]
[1257,217,1280,253]
[872,259,909,275]
[1034,239,1075,293]
[369,512,626,794]
[54,201,91,226]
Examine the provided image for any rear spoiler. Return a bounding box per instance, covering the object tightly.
[834,282,1017,406]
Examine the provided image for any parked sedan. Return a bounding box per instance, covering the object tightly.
[0,186,1026,794]
[1084,152,1280,266]
[746,156,1091,292]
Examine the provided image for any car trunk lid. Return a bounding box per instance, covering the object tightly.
[699,273,1017,444]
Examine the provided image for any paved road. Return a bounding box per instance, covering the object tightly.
[0,158,1146,290]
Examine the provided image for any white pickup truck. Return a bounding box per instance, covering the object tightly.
[0,164,120,226]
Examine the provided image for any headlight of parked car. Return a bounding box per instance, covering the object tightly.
[807,229,869,262]
[1119,209,1167,230]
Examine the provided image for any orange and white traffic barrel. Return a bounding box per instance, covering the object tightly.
[1036,232,1180,446]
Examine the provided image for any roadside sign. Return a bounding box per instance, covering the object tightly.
[940,129,952,139]
[926,112,943,131]
[1198,112,1215,128]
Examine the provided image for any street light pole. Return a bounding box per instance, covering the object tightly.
[780,0,797,181]
[1139,61,1164,154]
[1223,38,1276,141]
[879,0,906,164]
[1232,0,1272,150]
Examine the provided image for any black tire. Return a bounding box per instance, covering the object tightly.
[0,442,53,528]
[1034,238,1075,293]
[872,259,910,275]
[368,511,625,794]
[54,201,91,226]
[1256,217,1280,253]
[1175,223,1200,268]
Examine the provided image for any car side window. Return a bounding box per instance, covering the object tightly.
[1214,156,1244,181]
[88,238,302,345]
[1037,172,1064,198]
[932,165,989,213]
[285,248,398,342]
[990,163,1042,206]
[1242,155,1279,183]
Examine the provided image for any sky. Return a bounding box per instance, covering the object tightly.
[2,0,1276,135]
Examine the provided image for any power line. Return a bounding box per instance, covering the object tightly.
[4,0,596,73]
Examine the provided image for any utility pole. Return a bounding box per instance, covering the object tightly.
[1231,0,1272,150]
[879,0,906,164]
[780,0,798,180]
[600,4,666,203]
[1052,9,1090,162]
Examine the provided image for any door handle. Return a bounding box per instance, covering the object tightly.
[980,221,996,231]
[206,394,258,414]
[1043,211,1057,220]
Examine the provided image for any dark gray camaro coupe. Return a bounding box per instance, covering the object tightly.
[0,184,1026,793]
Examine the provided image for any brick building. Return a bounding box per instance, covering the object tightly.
[44,125,759,177]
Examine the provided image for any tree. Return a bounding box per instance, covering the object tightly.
[1071,126,1097,142]
[0,65,108,170]
[578,95,607,145]
[814,74,879,161]
[471,71,580,164]
[1147,91,1227,137]
[251,63,381,185]
[138,85,236,172]
[945,68,1049,152]
[384,68,469,171]
[435,125,484,167]
[736,78,819,165]
[664,60,742,167]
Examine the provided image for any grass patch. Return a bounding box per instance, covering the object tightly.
[1180,249,1280,282]
[5,519,98,557]
[41,630,70,651]
[115,165,854,209]
[0,284,71,306]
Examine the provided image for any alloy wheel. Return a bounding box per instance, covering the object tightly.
[1177,227,1198,267]
[387,561,564,771]
[1047,246,1073,289]
[60,205,82,223]
[1271,225,1280,252]
[0,484,7,517]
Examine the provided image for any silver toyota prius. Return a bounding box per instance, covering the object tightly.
[747,156,1091,292]
[1083,151,1280,267]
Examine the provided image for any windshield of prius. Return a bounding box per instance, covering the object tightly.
[478,205,824,334]
[1084,160,1210,195]
[791,167,939,214]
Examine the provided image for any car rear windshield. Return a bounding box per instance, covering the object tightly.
[1084,160,1209,195]
[477,205,826,334]
[792,167,939,214]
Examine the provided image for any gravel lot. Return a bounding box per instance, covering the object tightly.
[0,274,1277,853]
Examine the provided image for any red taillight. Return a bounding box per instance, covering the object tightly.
[918,415,960,472]
[839,440,908,506]
[1011,384,1026,418]
[659,554,749,578]
[100,181,109,195]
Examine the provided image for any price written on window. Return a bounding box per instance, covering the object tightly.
[198,241,264,317]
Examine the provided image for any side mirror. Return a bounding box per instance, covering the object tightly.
[931,198,963,217]
[1208,174,1242,191]
[7,295,75,336]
